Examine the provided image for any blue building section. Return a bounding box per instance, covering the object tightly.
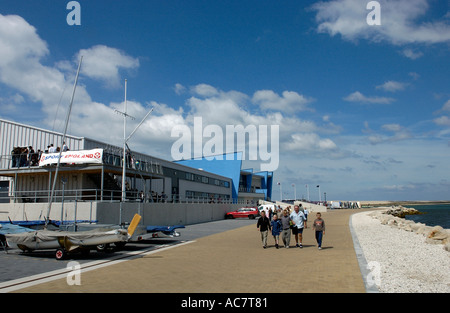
[255,170,273,201]
[176,152,273,202]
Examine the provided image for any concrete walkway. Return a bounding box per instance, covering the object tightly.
[15,209,367,293]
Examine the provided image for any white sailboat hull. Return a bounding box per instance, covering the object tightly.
[6,228,128,252]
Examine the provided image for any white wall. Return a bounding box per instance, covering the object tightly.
[0,201,97,222]
[97,202,243,225]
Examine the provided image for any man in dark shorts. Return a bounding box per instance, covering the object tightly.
[290,205,307,248]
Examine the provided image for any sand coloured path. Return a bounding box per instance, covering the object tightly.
[16,209,366,293]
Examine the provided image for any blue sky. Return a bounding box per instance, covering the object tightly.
[0,0,449,201]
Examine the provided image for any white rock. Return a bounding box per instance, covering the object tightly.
[352,211,450,293]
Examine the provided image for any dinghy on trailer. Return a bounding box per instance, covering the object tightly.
[4,214,141,260]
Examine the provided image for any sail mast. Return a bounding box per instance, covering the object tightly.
[44,56,83,229]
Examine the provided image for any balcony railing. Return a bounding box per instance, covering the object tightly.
[0,188,244,204]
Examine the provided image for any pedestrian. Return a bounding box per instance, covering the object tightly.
[256,210,271,249]
[290,205,307,248]
[303,207,309,221]
[271,214,282,249]
[49,144,56,153]
[280,209,291,248]
[312,212,326,250]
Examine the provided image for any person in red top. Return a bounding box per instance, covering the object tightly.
[312,212,326,250]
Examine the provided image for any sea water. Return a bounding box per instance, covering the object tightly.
[405,204,450,229]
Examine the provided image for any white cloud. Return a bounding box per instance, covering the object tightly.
[381,123,402,132]
[252,90,314,113]
[364,122,412,145]
[175,84,338,159]
[408,72,420,80]
[190,83,220,97]
[381,184,416,191]
[285,133,337,152]
[401,48,424,60]
[376,80,408,92]
[0,14,142,148]
[0,14,48,67]
[173,83,186,95]
[442,99,450,111]
[343,91,395,104]
[0,14,68,112]
[312,0,450,46]
[434,116,450,126]
[76,45,139,87]
[432,100,450,128]
[0,93,25,114]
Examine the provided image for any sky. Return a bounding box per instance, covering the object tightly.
[0,0,449,201]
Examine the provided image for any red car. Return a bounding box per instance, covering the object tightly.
[225,207,259,219]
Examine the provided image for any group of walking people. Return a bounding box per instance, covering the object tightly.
[256,204,326,250]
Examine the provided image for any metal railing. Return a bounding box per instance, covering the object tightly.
[0,188,247,204]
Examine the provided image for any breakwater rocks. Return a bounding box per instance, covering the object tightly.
[369,206,450,252]
[383,206,422,218]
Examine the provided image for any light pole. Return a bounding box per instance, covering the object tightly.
[306,184,310,202]
[292,183,296,200]
[317,185,321,203]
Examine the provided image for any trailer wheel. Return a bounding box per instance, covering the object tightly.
[96,243,110,252]
[55,248,66,260]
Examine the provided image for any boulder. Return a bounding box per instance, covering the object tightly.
[384,206,422,218]
[369,208,449,251]
[426,226,449,244]
[416,225,432,236]
[444,243,450,252]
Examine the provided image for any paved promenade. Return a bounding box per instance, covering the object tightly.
[15,209,367,293]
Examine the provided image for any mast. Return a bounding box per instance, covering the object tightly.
[114,80,153,224]
[122,79,127,204]
[44,56,83,229]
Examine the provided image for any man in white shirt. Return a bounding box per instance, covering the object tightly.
[48,144,56,153]
[290,205,307,248]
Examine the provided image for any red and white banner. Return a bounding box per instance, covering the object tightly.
[39,149,103,166]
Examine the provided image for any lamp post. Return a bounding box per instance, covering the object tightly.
[292,183,296,200]
[317,185,321,203]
